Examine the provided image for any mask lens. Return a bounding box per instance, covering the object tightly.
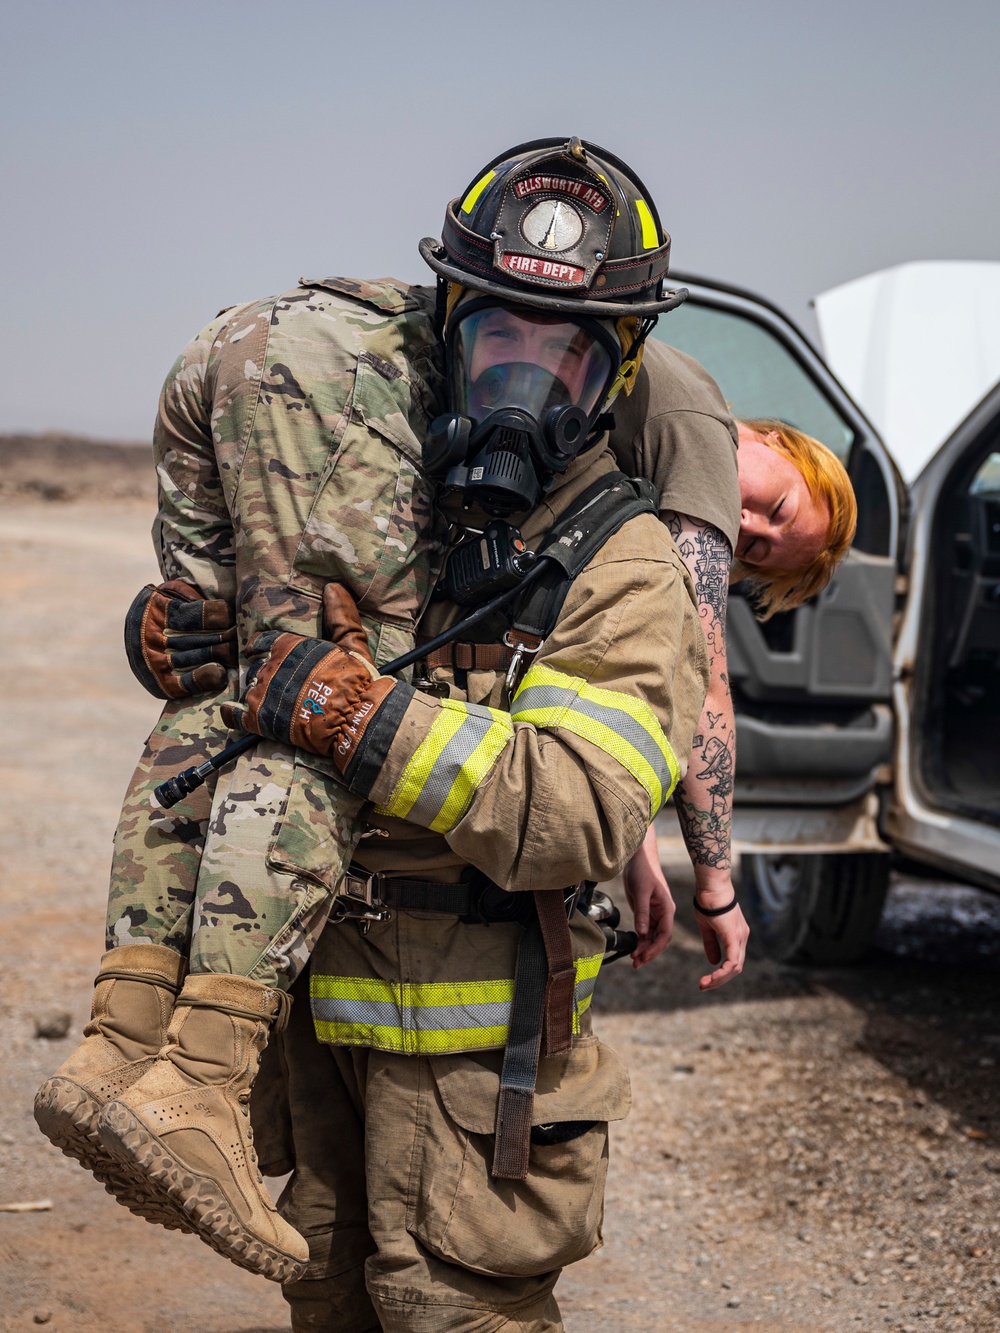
[452,305,614,424]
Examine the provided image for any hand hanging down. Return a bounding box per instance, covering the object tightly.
[622,824,749,989]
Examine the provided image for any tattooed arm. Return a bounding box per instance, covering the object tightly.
[670,511,749,986]
[625,511,749,988]
[667,511,735,865]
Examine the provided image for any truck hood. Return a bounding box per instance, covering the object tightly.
[814,260,1000,482]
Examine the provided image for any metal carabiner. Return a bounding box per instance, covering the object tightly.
[501,631,539,706]
[503,643,526,706]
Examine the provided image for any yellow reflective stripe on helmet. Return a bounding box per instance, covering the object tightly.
[310,955,603,1053]
[594,172,621,217]
[511,662,680,814]
[635,198,658,249]
[378,697,513,833]
[461,169,497,214]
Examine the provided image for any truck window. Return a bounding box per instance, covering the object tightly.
[655,301,856,461]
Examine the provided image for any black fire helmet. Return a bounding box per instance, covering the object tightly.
[419,136,686,319]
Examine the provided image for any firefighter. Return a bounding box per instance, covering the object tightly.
[217,138,737,1328]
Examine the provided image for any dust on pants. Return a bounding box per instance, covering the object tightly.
[106,694,359,992]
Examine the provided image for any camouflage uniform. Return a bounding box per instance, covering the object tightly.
[108,277,447,987]
[108,696,232,952]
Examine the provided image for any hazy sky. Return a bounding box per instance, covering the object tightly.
[3,0,999,439]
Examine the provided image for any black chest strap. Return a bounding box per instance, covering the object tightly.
[415,472,657,679]
[511,471,658,643]
[491,475,658,1178]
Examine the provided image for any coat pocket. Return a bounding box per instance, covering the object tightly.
[289,354,443,632]
[408,1037,630,1277]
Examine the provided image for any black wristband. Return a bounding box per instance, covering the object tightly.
[692,894,739,918]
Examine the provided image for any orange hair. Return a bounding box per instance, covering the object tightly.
[738,419,857,619]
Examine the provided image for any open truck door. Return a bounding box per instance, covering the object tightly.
[653,274,907,962]
[886,383,1000,895]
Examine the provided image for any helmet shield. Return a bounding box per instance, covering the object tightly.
[449,301,618,427]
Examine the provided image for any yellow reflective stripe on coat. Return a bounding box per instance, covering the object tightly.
[310,954,603,1053]
[378,697,513,833]
[511,661,680,814]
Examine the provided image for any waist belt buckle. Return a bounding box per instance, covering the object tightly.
[334,866,392,931]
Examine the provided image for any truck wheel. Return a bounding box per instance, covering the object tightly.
[740,852,891,964]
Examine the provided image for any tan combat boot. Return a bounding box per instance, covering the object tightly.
[98,973,308,1283]
[33,943,191,1231]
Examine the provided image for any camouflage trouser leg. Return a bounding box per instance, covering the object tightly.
[106,690,234,953]
[188,739,364,991]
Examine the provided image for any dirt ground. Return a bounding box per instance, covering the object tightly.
[1,498,999,1333]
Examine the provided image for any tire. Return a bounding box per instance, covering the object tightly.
[740,852,891,965]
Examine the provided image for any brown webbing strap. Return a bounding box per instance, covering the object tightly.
[506,629,543,652]
[534,889,576,1058]
[423,641,513,672]
[492,891,579,1178]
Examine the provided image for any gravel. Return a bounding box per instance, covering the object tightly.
[1,499,998,1332]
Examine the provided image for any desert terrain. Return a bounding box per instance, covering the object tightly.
[1,449,998,1331]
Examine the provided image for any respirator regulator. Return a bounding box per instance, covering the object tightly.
[423,299,621,517]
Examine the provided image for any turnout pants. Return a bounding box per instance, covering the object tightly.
[267,973,630,1332]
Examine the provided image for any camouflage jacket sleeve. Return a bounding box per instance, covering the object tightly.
[352,514,710,892]
[151,310,243,601]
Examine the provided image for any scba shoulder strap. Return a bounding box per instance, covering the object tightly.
[511,471,659,643]
[446,471,659,657]
[491,472,657,1181]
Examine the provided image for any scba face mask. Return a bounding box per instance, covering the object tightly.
[424,299,622,517]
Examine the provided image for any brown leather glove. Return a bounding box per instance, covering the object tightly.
[322,582,376,662]
[125,580,237,700]
[221,584,399,774]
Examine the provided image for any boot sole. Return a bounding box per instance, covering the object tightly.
[33,1077,193,1234]
[98,1100,307,1284]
